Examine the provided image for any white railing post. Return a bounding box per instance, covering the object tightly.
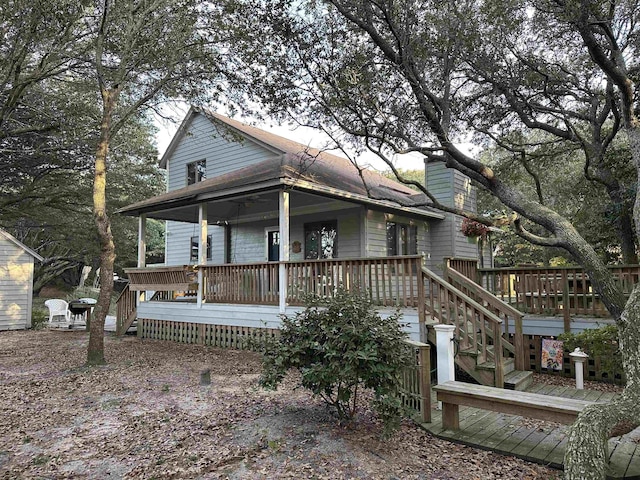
[434,324,456,407]
[570,347,589,390]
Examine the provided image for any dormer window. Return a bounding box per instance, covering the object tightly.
[187,159,206,185]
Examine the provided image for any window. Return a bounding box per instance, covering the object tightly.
[304,221,337,259]
[187,159,206,185]
[386,222,418,256]
[190,235,212,263]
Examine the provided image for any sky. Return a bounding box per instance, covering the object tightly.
[153,104,427,173]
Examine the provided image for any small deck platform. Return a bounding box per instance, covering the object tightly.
[418,383,639,479]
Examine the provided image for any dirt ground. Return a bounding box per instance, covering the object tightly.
[0,330,563,479]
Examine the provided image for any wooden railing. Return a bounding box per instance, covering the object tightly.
[399,339,431,423]
[116,283,137,335]
[422,266,508,387]
[200,262,280,304]
[444,266,525,371]
[124,265,198,291]
[446,257,479,283]
[478,265,640,322]
[286,256,422,306]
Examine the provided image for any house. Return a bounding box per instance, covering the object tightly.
[118,107,525,388]
[0,228,43,330]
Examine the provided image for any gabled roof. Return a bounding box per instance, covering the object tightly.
[123,109,444,220]
[0,229,44,261]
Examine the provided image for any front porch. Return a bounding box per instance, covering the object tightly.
[117,254,528,389]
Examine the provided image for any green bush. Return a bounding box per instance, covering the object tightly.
[258,287,412,435]
[559,325,622,379]
[31,308,48,330]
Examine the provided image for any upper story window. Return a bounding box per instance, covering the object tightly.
[187,159,206,185]
[386,222,418,256]
[304,221,337,259]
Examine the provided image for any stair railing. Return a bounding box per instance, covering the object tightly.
[115,282,137,335]
[444,265,525,371]
[421,266,508,387]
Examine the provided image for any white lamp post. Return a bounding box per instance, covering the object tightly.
[570,347,589,390]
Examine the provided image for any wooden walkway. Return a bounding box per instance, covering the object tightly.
[418,383,640,479]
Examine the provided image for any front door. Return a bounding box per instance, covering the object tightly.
[267,230,280,261]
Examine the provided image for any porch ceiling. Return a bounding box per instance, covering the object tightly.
[121,189,414,224]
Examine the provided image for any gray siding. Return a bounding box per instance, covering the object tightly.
[365,209,430,260]
[137,301,421,341]
[0,238,34,330]
[425,162,478,271]
[167,207,364,265]
[166,221,225,266]
[166,113,277,192]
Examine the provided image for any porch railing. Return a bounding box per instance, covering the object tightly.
[445,257,479,283]
[200,262,280,304]
[286,256,422,306]
[125,257,423,307]
[478,265,640,321]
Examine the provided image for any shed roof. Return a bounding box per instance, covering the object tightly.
[0,229,44,261]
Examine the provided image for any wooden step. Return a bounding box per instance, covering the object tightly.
[504,369,534,391]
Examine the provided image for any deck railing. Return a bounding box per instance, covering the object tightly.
[445,257,479,283]
[286,256,422,306]
[399,339,431,423]
[422,266,508,387]
[478,265,640,321]
[200,262,280,304]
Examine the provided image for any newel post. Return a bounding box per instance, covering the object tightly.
[434,324,456,407]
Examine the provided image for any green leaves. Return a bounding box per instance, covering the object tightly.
[257,287,411,434]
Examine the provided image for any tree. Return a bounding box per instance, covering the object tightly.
[224,1,640,477]
[83,0,230,365]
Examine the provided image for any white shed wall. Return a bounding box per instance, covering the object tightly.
[0,237,35,330]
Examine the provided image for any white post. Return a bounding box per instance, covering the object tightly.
[434,324,456,408]
[197,203,208,308]
[137,214,147,304]
[137,214,146,268]
[278,190,290,313]
[570,347,589,390]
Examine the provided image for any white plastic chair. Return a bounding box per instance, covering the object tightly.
[44,299,72,327]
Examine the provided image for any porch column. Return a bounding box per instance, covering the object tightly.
[197,203,208,307]
[137,214,146,303]
[137,214,146,268]
[279,190,290,313]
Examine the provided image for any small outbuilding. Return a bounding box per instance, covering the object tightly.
[0,228,43,330]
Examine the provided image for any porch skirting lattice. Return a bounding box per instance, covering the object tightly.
[137,318,279,350]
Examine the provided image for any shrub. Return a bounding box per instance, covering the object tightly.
[31,309,48,330]
[559,325,622,380]
[258,287,412,435]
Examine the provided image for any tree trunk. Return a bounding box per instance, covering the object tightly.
[564,121,640,480]
[87,89,118,366]
[606,185,638,264]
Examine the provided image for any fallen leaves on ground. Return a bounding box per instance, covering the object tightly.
[0,330,561,479]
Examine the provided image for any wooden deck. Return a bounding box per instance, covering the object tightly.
[418,383,640,479]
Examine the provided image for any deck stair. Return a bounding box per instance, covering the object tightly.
[421,265,532,390]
